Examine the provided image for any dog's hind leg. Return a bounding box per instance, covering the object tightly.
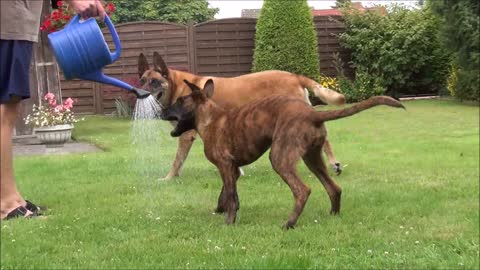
[162,129,197,180]
[270,144,311,229]
[323,138,342,175]
[303,145,342,215]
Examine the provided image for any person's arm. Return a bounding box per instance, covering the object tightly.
[68,0,105,20]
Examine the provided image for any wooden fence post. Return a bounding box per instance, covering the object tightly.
[187,23,196,74]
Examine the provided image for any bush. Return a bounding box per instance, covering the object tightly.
[337,70,386,103]
[252,0,320,79]
[429,0,479,101]
[339,5,450,98]
[113,97,133,118]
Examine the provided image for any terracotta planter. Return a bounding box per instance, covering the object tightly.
[34,124,73,148]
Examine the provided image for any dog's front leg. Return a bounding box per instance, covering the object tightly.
[217,164,240,224]
[216,182,240,214]
[215,185,227,214]
[162,129,197,180]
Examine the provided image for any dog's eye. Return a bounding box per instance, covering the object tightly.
[177,97,186,105]
[139,78,146,85]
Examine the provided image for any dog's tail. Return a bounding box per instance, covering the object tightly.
[297,75,346,106]
[315,96,405,123]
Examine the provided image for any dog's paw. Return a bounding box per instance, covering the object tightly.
[330,209,340,215]
[333,163,342,175]
[282,222,296,230]
[159,172,179,181]
[214,206,226,214]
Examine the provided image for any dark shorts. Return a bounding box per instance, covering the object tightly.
[0,40,33,104]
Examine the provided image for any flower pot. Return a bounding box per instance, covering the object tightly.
[34,124,73,148]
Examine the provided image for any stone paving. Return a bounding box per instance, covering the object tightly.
[13,137,100,157]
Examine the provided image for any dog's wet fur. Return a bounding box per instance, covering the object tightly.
[161,79,405,229]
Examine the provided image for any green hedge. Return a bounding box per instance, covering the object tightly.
[339,5,450,100]
[429,0,479,101]
[252,0,320,80]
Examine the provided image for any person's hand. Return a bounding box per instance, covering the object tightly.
[68,0,105,20]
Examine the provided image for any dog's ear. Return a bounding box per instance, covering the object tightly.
[153,52,169,78]
[138,53,149,78]
[202,79,214,98]
[183,79,201,92]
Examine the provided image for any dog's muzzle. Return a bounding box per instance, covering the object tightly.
[160,109,177,121]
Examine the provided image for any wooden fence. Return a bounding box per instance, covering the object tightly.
[59,16,350,115]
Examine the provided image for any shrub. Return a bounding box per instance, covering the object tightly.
[113,97,133,118]
[339,5,450,98]
[331,53,385,102]
[337,70,386,103]
[252,0,320,80]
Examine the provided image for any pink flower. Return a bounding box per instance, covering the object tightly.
[48,98,57,107]
[63,98,74,110]
[55,105,64,112]
[44,92,55,101]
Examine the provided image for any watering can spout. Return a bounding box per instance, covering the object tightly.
[131,87,151,99]
[78,72,151,99]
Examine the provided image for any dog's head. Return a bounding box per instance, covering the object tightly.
[160,79,214,137]
[138,52,172,108]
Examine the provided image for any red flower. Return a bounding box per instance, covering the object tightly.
[52,10,59,20]
[43,18,51,28]
[107,2,115,13]
[57,0,63,7]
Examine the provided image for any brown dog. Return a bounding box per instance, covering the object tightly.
[160,79,405,228]
[138,52,346,179]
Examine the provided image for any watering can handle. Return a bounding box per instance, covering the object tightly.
[104,15,122,62]
[66,14,121,62]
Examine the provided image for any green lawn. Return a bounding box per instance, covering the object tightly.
[2,99,479,269]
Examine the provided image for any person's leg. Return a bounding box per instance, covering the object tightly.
[0,100,33,219]
[0,40,36,220]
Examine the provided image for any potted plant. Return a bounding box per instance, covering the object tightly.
[24,93,83,147]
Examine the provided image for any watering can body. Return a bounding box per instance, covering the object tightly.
[48,15,149,98]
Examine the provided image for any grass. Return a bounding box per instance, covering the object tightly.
[1,99,479,269]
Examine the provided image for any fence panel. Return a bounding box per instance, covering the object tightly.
[194,18,257,77]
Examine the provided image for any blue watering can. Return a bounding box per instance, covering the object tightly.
[48,14,150,99]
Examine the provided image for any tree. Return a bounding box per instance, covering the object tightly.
[110,0,218,24]
[252,0,320,80]
[428,0,479,101]
[109,0,144,23]
[334,0,352,8]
